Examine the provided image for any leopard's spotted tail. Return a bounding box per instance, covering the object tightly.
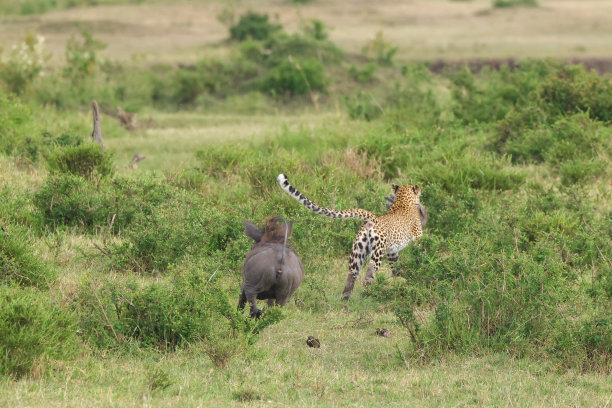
[277,174,375,221]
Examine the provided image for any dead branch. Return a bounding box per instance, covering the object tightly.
[91,100,105,149]
[92,242,110,257]
[93,288,120,343]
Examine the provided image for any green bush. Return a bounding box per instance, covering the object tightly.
[362,31,398,67]
[229,12,281,41]
[34,174,176,233]
[63,25,107,81]
[0,33,48,95]
[110,192,243,273]
[0,92,37,158]
[0,227,56,288]
[241,31,343,67]
[46,143,115,179]
[366,187,611,370]
[450,62,549,125]
[493,0,538,7]
[345,92,383,121]
[74,268,283,359]
[348,62,378,84]
[539,64,612,123]
[496,112,610,183]
[260,57,328,95]
[0,186,40,229]
[0,285,77,378]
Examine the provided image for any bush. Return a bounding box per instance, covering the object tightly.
[74,268,283,360]
[0,33,48,95]
[365,186,611,371]
[345,92,383,121]
[348,62,378,84]
[261,57,328,95]
[0,285,77,378]
[110,196,243,273]
[0,93,37,158]
[496,112,610,183]
[46,143,115,179]
[0,227,56,288]
[493,0,538,7]
[539,64,612,123]
[449,62,548,125]
[361,31,398,67]
[230,12,281,41]
[34,174,177,233]
[241,31,343,67]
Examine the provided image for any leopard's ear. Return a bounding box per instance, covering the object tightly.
[412,185,421,197]
[392,184,399,194]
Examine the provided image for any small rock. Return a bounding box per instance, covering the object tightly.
[375,327,390,337]
[306,335,320,348]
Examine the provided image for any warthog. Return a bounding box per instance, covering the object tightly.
[238,217,304,318]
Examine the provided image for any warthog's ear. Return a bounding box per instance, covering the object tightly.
[286,221,293,237]
[244,221,264,243]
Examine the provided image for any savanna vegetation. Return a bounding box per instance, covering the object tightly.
[0,0,611,406]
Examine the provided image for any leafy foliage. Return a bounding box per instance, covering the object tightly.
[74,267,283,364]
[0,227,56,288]
[230,12,282,42]
[260,57,328,95]
[0,285,77,378]
[46,143,115,180]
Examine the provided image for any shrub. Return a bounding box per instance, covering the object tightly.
[0,285,77,378]
[348,62,378,84]
[496,112,610,183]
[493,0,538,8]
[46,143,115,180]
[0,32,48,94]
[0,227,56,288]
[361,31,398,66]
[241,31,343,67]
[63,25,107,81]
[345,92,383,121]
[34,174,177,233]
[74,268,283,359]
[302,19,328,41]
[260,57,328,95]
[0,93,37,158]
[229,12,281,41]
[450,60,552,125]
[366,186,611,371]
[539,64,612,123]
[110,194,243,273]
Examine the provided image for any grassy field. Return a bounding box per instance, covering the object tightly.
[1,0,611,407]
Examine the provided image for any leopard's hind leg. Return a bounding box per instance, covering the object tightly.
[342,222,378,299]
[387,251,400,276]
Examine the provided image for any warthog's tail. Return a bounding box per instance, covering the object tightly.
[276,217,289,277]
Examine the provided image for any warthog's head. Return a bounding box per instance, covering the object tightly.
[244,217,293,249]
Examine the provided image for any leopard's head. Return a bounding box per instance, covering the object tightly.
[392,184,421,206]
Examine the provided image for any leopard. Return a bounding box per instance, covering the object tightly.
[277,174,423,300]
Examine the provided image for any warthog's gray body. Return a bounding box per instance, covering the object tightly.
[238,218,304,318]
